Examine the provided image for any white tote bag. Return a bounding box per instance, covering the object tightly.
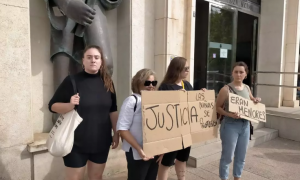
[47,75,83,157]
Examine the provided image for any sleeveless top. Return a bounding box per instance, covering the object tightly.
[224,83,250,112]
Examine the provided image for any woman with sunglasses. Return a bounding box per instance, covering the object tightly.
[157,57,193,180]
[117,69,160,180]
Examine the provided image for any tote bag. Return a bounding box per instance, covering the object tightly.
[47,75,83,157]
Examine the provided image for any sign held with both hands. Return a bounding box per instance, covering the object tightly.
[228,93,266,123]
[141,90,218,157]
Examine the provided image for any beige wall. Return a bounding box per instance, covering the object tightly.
[30,0,53,133]
[0,0,33,179]
[257,0,300,107]
[282,0,300,107]
[117,0,156,107]
[154,0,194,84]
[256,0,286,107]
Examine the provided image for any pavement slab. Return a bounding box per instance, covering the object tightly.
[106,138,300,180]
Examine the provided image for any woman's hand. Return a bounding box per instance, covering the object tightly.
[70,93,80,105]
[229,112,240,119]
[111,133,119,149]
[201,88,207,91]
[253,97,261,104]
[138,149,154,161]
[156,154,164,164]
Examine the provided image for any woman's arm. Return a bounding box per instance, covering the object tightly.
[51,103,75,114]
[246,85,261,103]
[116,96,138,148]
[49,76,75,114]
[110,111,118,134]
[216,86,239,119]
[116,96,152,159]
[119,130,142,152]
[110,111,119,149]
[110,84,118,134]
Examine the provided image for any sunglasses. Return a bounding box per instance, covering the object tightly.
[184,66,190,72]
[144,81,158,86]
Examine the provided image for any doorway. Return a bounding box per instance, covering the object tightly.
[236,12,258,92]
[193,0,259,94]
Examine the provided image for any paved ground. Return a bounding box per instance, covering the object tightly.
[105,138,300,180]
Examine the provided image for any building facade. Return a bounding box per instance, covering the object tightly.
[0,0,300,179]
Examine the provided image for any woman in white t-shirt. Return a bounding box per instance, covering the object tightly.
[117,69,161,180]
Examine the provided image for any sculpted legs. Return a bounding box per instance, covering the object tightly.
[84,5,114,76]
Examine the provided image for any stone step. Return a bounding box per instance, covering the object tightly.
[191,121,265,150]
[187,128,278,168]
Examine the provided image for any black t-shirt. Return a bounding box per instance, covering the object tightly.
[48,71,117,153]
[158,80,194,91]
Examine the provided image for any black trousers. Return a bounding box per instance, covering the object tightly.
[125,148,159,180]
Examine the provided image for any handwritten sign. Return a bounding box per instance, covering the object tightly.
[141,90,218,157]
[188,91,218,144]
[228,93,266,123]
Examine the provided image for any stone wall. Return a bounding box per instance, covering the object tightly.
[0,0,33,179]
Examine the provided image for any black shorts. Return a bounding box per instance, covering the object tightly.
[161,147,191,167]
[63,145,110,168]
[126,148,159,180]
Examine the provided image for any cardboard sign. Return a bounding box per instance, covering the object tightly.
[228,93,266,123]
[188,90,218,144]
[141,90,218,157]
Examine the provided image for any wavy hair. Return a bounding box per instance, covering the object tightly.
[131,69,156,94]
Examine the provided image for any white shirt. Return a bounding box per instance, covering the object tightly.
[116,93,143,160]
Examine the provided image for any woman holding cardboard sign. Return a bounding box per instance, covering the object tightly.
[216,62,261,180]
[157,57,194,180]
[117,69,161,180]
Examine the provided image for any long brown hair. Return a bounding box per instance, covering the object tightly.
[83,45,115,93]
[161,57,187,85]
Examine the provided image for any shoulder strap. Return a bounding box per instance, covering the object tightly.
[227,84,237,94]
[181,81,185,90]
[70,75,78,110]
[131,95,137,112]
[245,85,251,93]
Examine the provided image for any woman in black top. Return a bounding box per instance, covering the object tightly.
[48,45,119,180]
[157,57,194,180]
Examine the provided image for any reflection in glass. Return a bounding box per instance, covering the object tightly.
[207,6,234,93]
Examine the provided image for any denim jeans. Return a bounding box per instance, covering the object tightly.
[219,117,250,180]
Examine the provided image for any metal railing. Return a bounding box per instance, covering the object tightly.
[253,71,300,89]
[252,71,300,97]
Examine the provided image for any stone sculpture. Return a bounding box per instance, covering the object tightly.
[45,0,122,123]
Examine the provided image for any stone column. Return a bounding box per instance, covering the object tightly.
[0,0,33,179]
[185,0,196,85]
[282,0,300,107]
[117,0,156,106]
[256,0,287,107]
[154,0,187,83]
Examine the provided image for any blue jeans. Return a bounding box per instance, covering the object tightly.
[219,117,250,180]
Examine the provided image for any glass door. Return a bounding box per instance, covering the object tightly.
[206,4,236,93]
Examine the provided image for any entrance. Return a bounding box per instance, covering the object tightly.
[193,0,258,95]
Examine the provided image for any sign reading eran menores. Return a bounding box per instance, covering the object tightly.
[141,90,218,157]
[228,93,266,123]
